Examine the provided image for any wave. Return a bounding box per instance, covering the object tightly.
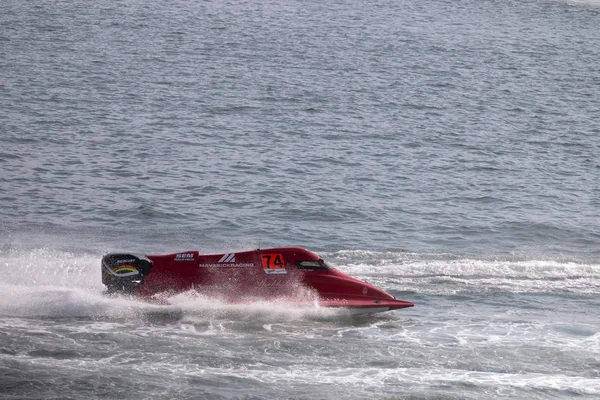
[1,246,598,321]
[325,250,600,295]
[0,248,341,320]
[195,365,600,397]
[560,0,600,7]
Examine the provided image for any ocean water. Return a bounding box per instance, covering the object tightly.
[1,0,599,398]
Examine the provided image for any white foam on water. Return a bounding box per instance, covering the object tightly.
[1,248,596,400]
[154,364,600,396]
[559,0,600,7]
[0,247,345,321]
[0,282,181,320]
[167,290,346,322]
[0,247,114,318]
[326,250,600,294]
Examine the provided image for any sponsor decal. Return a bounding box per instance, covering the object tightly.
[198,262,254,268]
[254,280,293,288]
[113,265,139,275]
[264,269,288,275]
[199,254,253,268]
[261,254,287,275]
[218,253,236,263]
[103,264,139,280]
[116,259,136,264]
[175,253,195,261]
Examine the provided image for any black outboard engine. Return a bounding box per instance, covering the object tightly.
[101,253,153,294]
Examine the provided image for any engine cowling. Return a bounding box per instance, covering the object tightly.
[101,253,152,294]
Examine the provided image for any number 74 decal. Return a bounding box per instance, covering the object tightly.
[261,254,288,274]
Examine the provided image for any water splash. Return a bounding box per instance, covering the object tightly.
[0,247,341,321]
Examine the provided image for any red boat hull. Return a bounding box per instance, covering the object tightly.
[101,247,414,313]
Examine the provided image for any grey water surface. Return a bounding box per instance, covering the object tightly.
[1,0,599,398]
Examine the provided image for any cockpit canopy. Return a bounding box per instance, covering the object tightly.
[295,259,333,270]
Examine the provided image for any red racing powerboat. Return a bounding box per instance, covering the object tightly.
[101,247,413,314]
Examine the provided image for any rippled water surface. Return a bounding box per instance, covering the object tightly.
[1,0,599,398]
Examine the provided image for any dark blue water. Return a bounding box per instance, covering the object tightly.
[1,0,599,398]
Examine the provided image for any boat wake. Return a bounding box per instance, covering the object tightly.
[0,247,343,321]
[327,250,600,295]
[1,246,598,321]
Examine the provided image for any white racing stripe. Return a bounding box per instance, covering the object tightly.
[217,253,236,263]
